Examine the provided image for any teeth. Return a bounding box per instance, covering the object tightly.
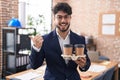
[61,24,66,26]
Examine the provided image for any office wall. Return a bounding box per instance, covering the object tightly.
[53,0,120,64]
[0,0,19,77]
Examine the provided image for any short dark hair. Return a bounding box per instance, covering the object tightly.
[52,2,72,15]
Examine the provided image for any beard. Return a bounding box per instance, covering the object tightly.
[56,24,70,32]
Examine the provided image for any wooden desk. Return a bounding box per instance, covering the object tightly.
[6,65,46,80]
[6,61,118,80]
[78,61,119,80]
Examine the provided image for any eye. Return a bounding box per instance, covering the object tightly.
[57,16,62,20]
[56,15,70,21]
[64,15,70,19]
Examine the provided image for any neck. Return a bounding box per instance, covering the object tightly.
[57,30,69,39]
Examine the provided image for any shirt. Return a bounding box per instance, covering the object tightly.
[56,31,70,52]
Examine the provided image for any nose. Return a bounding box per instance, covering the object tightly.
[61,17,66,22]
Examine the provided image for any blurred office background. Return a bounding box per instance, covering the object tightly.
[0,0,120,79]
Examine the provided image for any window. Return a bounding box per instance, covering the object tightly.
[99,12,120,36]
[19,0,52,35]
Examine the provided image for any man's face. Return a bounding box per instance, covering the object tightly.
[54,11,71,32]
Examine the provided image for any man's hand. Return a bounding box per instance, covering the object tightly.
[75,57,86,68]
[29,34,44,49]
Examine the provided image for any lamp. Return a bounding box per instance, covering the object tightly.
[8,18,22,28]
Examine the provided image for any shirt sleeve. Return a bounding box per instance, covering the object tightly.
[32,45,41,52]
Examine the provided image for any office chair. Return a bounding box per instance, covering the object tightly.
[93,66,114,80]
[88,51,110,62]
[93,72,105,80]
[103,66,115,80]
[99,55,110,61]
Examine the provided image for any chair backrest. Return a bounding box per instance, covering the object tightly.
[103,66,114,80]
[93,72,105,80]
[93,66,114,80]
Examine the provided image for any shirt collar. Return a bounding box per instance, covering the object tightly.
[56,29,70,40]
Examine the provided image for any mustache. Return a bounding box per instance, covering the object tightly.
[60,22,68,25]
[62,22,67,24]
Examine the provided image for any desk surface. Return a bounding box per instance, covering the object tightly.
[78,61,118,80]
[6,61,118,80]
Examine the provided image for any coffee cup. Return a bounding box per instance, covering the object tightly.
[74,44,84,56]
[63,44,73,55]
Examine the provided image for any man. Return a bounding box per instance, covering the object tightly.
[30,2,91,80]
